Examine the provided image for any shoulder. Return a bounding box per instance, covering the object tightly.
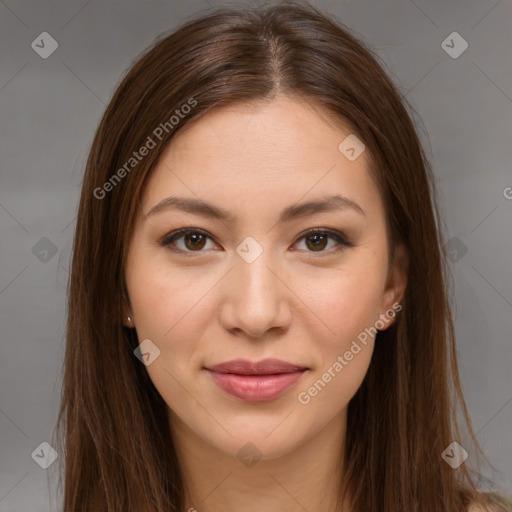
[469,493,512,512]
[468,504,497,512]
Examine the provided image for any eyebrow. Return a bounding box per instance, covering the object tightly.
[145,194,366,222]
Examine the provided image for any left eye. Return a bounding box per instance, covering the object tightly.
[160,228,352,254]
[293,229,351,253]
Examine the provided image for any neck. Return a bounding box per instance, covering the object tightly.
[168,408,351,512]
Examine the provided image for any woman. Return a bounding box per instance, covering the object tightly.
[54,2,511,511]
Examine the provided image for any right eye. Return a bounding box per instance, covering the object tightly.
[160,228,220,253]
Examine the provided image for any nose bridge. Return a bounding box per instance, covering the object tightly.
[220,240,290,336]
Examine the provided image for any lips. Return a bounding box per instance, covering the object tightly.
[205,359,308,402]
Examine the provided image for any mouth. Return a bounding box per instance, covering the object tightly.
[204,359,309,402]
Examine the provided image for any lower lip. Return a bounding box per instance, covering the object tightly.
[206,370,306,402]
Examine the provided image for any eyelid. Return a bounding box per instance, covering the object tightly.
[294,227,353,248]
[160,227,354,254]
[160,227,218,250]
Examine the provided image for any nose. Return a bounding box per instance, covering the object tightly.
[219,248,292,339]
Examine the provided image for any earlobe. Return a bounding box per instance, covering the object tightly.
[121,294,134,328]
[122,313,134,328]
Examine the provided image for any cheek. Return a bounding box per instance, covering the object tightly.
[126,250,216,341]
[295,276,381,412]
[125,253,226,399]
[125,260,212,410]
[292,261,385,408]
[295,263,385,353]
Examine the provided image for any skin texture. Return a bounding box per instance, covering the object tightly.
[124,95,409,512]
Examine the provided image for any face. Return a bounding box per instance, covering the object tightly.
[124,95,408,462]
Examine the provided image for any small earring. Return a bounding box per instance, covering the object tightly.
[127,316,132,323]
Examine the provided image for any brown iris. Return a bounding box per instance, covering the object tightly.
[305,233,328,251]
[184,232,207,251]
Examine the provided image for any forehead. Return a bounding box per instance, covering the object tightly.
[142,96,383,223]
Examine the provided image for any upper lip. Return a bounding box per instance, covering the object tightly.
[205,358,308,375]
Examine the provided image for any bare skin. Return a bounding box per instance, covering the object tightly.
[124,95,409,512]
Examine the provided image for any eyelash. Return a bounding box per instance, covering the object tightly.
[159,227,354,256]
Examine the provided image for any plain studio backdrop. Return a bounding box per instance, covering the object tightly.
[0,1,511,510]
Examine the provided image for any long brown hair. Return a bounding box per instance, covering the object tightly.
[55,2,495,510]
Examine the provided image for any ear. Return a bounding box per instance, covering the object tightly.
[121,294,134,328]
[378,242,409,330]
[122,312,134,328]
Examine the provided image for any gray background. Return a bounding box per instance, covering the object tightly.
[1,1,511,510]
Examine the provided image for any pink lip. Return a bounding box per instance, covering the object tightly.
[205,359,308,402]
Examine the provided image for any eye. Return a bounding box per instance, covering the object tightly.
[160,228,218,253]
[292,228,353,253]
[161,227,353,255]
